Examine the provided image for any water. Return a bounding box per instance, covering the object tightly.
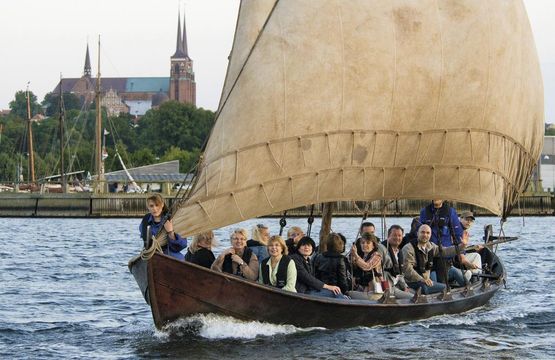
[0,216,554,359]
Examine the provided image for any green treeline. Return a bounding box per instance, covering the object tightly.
[0,91,215,182]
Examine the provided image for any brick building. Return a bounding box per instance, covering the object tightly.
[52,10,195,117]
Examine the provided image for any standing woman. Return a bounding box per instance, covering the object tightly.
[259,236,297,293]
[184,231,216,269]
[139,194,187,260]
[211,228,259,281]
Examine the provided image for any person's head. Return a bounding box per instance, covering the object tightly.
[189,231,215,253]
[387,225,404,248]
[432,199,444,208]
[252,223,270,245]
[417,224,432,244]
[287,226,304,243]
[267,235,288,257]
[459,211,475,230]
[146,194,168,218]
[360,232,380,254]
[326,233,344,254]
[296,236,316,257]
[337,233,347,253]
[360,222,375,235]
[230,228,248,251]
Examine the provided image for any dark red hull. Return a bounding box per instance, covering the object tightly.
[129,249,505,329]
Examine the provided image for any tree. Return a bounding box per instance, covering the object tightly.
[131,148,156,167]
[42,92,82,116]
[9,90,42,119]
[160,146,200,173]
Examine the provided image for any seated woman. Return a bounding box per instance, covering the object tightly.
[184,231,216,269]
[139,194,187,260]
[313,233,350,294]
[285,226,305,255]
[211,228,258,281]
[247,223,270,262]
[259,236,297,292]
[349,233,383,299]
[290,237,343,297]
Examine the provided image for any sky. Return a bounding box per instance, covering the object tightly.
[0,0,553,122]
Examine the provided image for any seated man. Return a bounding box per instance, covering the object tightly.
[290,237,344,298]
[458,230,483,282]
[420,199,465,286]
[459,210,475,231]
[402,224,465,295]
[381,225,413,299]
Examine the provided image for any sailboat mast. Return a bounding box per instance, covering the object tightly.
[319,202,334,251]
[59,75,66,193]
[26,85,35,183]
[95,35,103,192]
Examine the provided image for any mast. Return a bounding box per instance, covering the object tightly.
[26,84,35,183]
[94,35,103,193]
[319,202,334,251]
[59,75,66,193]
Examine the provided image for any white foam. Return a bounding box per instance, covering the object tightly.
[161,313,319,339]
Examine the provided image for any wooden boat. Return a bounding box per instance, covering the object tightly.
[129,246,505,329]
[129,0,543,329]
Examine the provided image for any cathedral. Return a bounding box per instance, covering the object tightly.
[52,10,196,117]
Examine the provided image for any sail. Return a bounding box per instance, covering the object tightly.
[173,0,543,237]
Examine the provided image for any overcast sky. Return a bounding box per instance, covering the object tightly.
[0,0,553,122]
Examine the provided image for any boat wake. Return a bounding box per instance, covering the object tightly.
[157,314,321,340]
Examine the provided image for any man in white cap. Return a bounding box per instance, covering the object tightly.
[459,210,475,230]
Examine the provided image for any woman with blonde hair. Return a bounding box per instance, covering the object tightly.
[211,228,258,281]
[184,231,216,269]
[259,236,297,292]
[247,224,270,261]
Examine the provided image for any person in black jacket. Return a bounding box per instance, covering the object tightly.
[290,237,343,298]
[313,233,350,294]
[184,231,216,269]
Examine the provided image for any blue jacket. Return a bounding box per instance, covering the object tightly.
[139,213,188,260]
[419,203,463,249]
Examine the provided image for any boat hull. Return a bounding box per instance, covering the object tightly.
[129,249,505,329]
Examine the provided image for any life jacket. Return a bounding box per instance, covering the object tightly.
[222,247,253,276]
[353,250,379,287]
[410,239,435,276]
[387,245,404,276]
[140,212,171,250]
[261,256,292,288]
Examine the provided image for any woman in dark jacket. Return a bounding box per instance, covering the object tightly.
[313,233,350,294]
[184,231,216,268]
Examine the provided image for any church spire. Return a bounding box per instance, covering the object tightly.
[172,10,186,58]
[182,9,188,57]
[84,43,91,77]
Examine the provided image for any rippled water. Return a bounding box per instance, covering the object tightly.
[0,216,553,359]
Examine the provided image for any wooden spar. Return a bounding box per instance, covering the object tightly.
[319,202,335,251]
[94,35,103,193]
[59,75,66,193]
[26,85,35,183]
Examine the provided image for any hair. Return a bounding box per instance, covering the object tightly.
[360,222,375,231]
[360,232,380,248]
[251,224,269,245]
[410,217,421,233]
[326,233,344,254]
[296,236,316,251]
[230,228,249,242]
[189,231,215,253]
[146,193,169,215]
[268,235,288,256]
[287,226,304,239]
[387,224,404,236]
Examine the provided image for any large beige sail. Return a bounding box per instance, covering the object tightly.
[174,0,543,237]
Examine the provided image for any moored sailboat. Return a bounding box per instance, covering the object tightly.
[129,0,543,329]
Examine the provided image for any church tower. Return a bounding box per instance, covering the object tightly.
[169,10,196,105]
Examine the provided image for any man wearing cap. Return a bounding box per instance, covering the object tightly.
[459,210,475,230]
[290,236,344,298]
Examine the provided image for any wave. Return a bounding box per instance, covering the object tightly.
[156,314,321,340]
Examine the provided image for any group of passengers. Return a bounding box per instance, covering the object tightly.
[141,194,484,299]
